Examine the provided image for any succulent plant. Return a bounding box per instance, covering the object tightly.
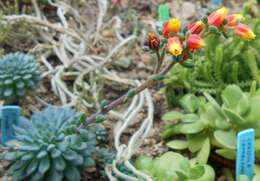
[135,152,215,181]
[95,148,115,177]
[237,174,260,181]
[162,84,260,163]
[164,15,260,107]
[1,107,96,181]
[87,124,108,143]
[0,52,41,102]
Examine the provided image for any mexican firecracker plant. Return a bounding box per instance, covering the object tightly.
[163,6,258,106]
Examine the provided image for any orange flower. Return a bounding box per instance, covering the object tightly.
[187,34,205,51]
[148,32,160,50]
[226,14,243,29]
[208,7,228,28]
[188,20,205,34]
[235,23,256,41]
[167,36,183,56]
[162,18,181,38]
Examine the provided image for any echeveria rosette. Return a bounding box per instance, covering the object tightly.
[0,52,41,101]
[162,85,260,163]
[1,107,96,181]
[135,152,215,181]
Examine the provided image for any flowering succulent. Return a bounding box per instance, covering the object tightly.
[226,14,244,29]
[235,23,256,40]
[208,7,228,28]
[148,32,160,50]
[187,34,205,51]
[188,20,205,34]
[167,37,183,57]
[162,18,181,38]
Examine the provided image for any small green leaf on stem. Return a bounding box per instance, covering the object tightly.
[96,114,106,123]
[100,100,109,109]
[127,89,136,98]
[151,74,165,81]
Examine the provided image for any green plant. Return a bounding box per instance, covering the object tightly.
[95,148,115,177]
[164,12,260,106]
[135,151,215,181]
[237,175,260,181]
[162,84,260,163]
[1,107,97,181]
[0,52,41,103]
[87,124,108,143]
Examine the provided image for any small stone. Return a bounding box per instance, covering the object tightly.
[181,2,196,20]
[102,30,113,37]
[141,54,151,65]
[2,176,10,181]
[0,164,4,177]
[2,161,9,168]
[114,58,131,69]
[154,93,162,102]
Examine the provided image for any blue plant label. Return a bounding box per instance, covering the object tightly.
[158,4,170,23]
[1,106,21,145]
[211,0,222,6]
[236,129,255,180]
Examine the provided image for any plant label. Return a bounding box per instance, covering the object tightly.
[1,106,20,145]
[236,129,255,180]
[158,4,170,24]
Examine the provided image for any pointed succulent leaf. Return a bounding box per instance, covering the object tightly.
[196,138,210,164]
[38,156,50,174]
[65,167,81,181]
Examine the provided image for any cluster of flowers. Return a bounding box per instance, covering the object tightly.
[148,7,256,58]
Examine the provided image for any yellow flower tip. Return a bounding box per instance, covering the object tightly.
[234,14,244,20]
[235,23,256,41]
[168,18,181,31]
[168,44,182,56]
[216,7,229,18]
[245,31,256,40]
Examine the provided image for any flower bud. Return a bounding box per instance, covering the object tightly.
[226,14,243,29]
[187,34,205,51]
[167,36,183,57]
[148,32,160,50]
[162,18,181,38]
[235,23,256,41]
[208,7,228,28]
[188,20,205,34]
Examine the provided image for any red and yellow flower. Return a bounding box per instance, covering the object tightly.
[167,36,183,56]
[162,18,181,38]
[187,34,205,51]
[148,32,160,50]
[188,20,205,34]
[226,14,243,29]
[208,7,228,28]
[235,23,256,41]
